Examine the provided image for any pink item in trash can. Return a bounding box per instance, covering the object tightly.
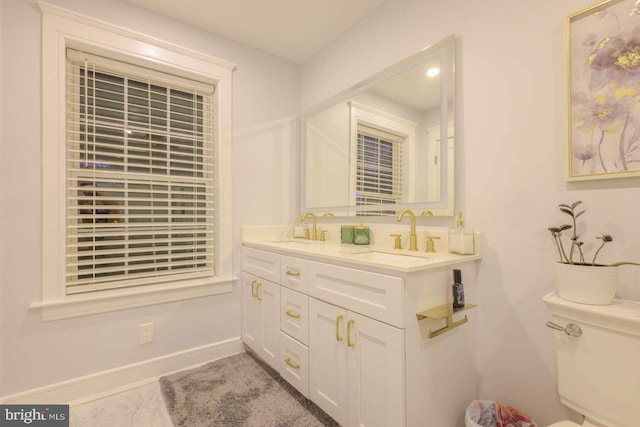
[465,400,537,427]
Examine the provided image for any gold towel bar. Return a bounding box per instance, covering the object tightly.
[416,303,477,339]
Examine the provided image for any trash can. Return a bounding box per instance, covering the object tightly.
[465,400,537,427]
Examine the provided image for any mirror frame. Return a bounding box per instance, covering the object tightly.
[301,34,455,217]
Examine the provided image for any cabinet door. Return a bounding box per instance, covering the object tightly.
[347,312,405,427]
[309,298,348,426]
[257,278,280,368]
[241,272,280,369]
[241,273,261,352]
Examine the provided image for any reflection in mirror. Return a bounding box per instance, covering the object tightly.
[303,35,455,217]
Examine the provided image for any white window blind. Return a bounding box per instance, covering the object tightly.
[355,125,403,210]
[65,49,217,295]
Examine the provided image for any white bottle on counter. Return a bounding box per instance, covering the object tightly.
[448,212,474,255]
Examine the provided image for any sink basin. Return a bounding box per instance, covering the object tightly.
[346,250,431,263]
[349,249,431,258]
[266,239,314,247]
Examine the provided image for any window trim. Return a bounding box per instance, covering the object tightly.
[36,2,236,320]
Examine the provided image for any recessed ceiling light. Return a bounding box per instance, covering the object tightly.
[426,67,440,78]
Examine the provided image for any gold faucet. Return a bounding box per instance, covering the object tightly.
[397,209,418,251]
[300,212,318,240]
[421,210,434,216]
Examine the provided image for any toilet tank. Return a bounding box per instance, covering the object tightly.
[543,292,640,427]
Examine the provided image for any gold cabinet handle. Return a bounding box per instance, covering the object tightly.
[256,281,262,301]
[336,315,344,342]
[251,280,257,298]
[285,310,300,319]
[347,319,355,347]
[285,357,300,369]
[285,269,300,277]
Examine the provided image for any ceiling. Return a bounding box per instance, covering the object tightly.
[122,0,385,63]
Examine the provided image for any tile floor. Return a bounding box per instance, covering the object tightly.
[70,382,173,427]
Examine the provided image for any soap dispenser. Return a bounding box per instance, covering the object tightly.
[448,212,474,255]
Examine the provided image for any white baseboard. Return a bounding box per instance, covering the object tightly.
[0,337,244,405]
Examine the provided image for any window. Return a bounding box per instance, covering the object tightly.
[38,4,235,320]
[66,51,215,295]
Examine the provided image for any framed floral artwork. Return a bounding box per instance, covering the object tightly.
[568,0,640,180]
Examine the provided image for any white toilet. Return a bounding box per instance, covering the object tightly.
[543,291,640,427]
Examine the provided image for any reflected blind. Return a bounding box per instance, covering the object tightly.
[65,49,216,295]
[355,125,403,208]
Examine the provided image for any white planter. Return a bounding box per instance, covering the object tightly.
[553,262,618,305]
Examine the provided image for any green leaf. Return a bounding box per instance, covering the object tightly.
[559,224,572,231]
[574,210,586,218]
[571,201,582,208]
[559,208,574,216]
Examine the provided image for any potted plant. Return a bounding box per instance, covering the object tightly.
[548,201,638,305]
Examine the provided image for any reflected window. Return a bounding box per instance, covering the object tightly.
[348,102,414,216]
[355,125,403,215]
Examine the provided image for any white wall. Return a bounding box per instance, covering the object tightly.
[301,0,640,425]
[0,0,299,396]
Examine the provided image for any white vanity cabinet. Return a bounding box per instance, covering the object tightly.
[242,248,311,397]
[241,272,280,368]
[307,260,405,426]
[309,297,404,427]
[241,248,281,368]
[242,243,479,427]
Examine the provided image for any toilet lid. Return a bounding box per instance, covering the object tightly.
[547,422,581,427]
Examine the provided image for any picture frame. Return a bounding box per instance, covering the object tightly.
[567,0,640,180]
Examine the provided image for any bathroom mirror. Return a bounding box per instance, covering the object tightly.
[302,34,455,217]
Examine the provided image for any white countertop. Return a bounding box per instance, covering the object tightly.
[242,235,481,273]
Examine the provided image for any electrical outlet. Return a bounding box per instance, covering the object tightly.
[139,322,154,344]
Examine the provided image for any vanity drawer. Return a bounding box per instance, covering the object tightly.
[308,261,404,328]
[280,287,309,345]
[279,332,309,398]
[280,256,308,293]
[242,247,280,283]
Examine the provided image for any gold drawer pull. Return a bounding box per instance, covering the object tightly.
[285,357,300,369]
[251,280,257,298]
[285,269,300,277]
[347,319,355,347]
[256,281,262,301]
[336,315,344,342]
[285,310,301,319]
